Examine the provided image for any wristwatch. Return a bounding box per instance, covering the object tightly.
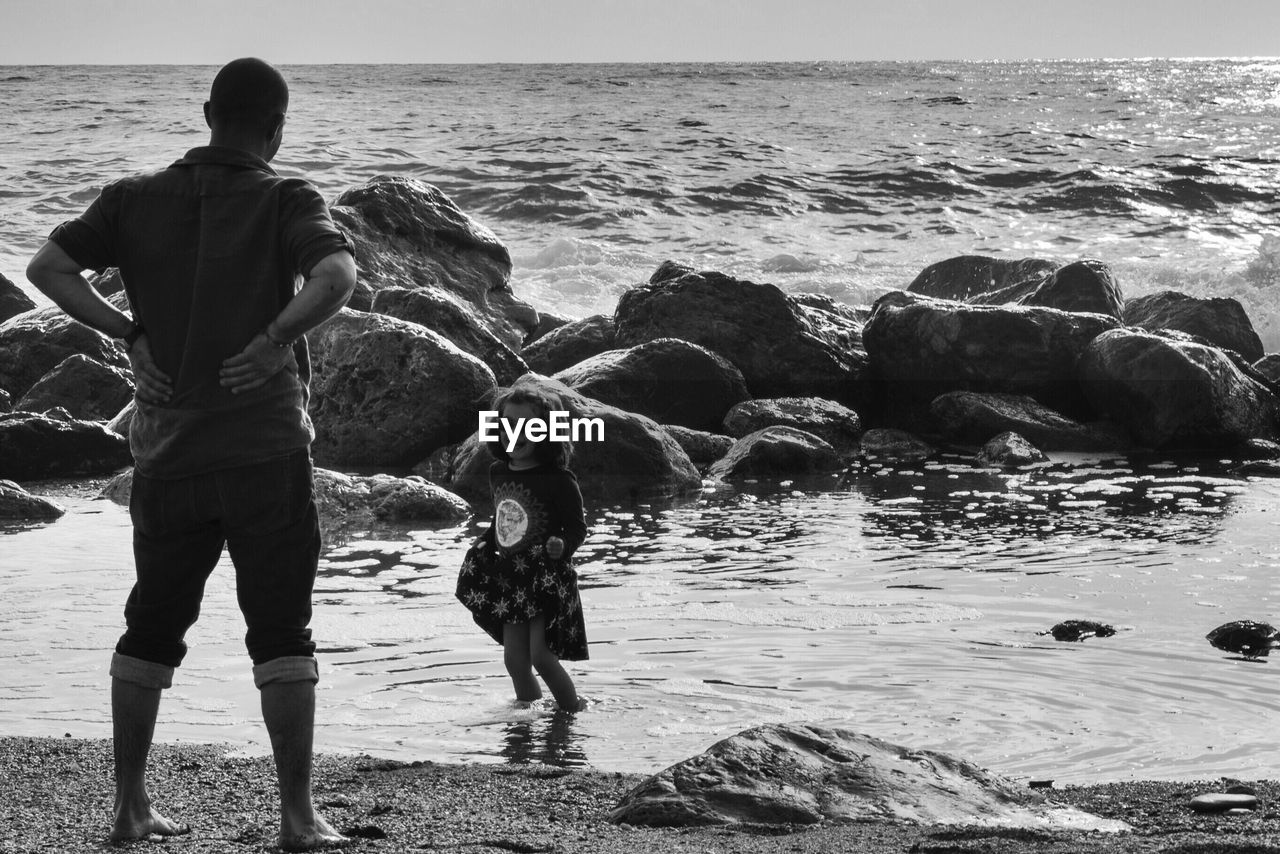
[120,322,145,351]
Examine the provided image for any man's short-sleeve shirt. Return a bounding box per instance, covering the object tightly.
[50,146,353,478]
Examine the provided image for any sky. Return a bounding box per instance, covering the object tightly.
[1,0,1278,64]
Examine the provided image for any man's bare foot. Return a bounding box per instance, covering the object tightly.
[109,804,190,844]
[279,813,349,852]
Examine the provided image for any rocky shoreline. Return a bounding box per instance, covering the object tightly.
[4,735,1280,854]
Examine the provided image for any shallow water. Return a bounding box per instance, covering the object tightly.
[5,454,1280,785]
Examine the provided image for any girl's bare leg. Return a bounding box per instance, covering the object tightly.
[529,616,580,710]
[503,622,542,701]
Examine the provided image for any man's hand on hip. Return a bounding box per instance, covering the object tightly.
[219,334,292,394]
[128,335,173,404]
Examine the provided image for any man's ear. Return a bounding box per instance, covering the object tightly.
[203,101,212,129]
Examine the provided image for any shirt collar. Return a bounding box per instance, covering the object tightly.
[173,146,277,175]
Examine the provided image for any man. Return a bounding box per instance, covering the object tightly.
[26,58,357,851]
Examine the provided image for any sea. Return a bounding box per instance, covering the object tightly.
[3,61,1280,786]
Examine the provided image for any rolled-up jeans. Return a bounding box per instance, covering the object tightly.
[116,449,321,672]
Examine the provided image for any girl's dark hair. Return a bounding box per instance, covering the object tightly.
[486,385,574,468]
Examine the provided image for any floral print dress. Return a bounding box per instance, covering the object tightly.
[456,461,589,660]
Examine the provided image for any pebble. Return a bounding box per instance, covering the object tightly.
[1188,793,1258,813]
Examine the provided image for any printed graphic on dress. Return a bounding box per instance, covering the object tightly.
[492,481,547,554]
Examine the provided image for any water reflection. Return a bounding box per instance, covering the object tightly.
[499,710,587,767]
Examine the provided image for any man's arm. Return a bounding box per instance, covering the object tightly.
[26,241,173,404]
[219,249,358,394]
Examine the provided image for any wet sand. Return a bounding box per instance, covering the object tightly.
[3,736,1279,853]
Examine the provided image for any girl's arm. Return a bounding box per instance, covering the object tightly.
[555,472,588,559]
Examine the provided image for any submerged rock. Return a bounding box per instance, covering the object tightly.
[1206,620,1279,658]
[1079,328,1279,449]
[308,309,497,469]
[978,431,1047,467]
[522,314,617,375]
[554,338,749,432]
[609,723,1128,831]
[1125,290,1264,363]
[0,411,132,481]
[15,354,135,422]
[722,397,862,458]
[706,427,841,480]
[1042,620,1117,642]
[0,479,65,520]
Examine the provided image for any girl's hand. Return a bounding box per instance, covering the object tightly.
[545,536,565,560]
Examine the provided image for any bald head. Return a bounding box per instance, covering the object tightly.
[206,58,288,136]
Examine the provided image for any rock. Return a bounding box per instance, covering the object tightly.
[790,293,870,355]
[448,374,701,502]
[14,354,135,421]
[106,401,135,437]
[308,309,497,468]
[89,267,124,297]
[649,260,695,284]
[1125,291,1264,363]
[0,479,65,520]
[98,469,133,504]
[522,311,572,347]
[554,338,749,432]
[723,397,862,457]
[0,388,9,412]
[907,255,1057,302]
[330,175,536,346]
[522,314,617,375]
[1206,620,1279,658]
[1255,354,1280,385]
[930,391,1129,452]
[0,411,132,480]
[1079,327,1279,449]
[706,427,841,480]
[1041,620,1117,642]
[863,291,1119,420]
[1188,793,1258,813]
[661,425,734,467]
[1007,259,1124,319]
[0,272,36,323]
[371,286,528,385]
[609,723,1128,831]
[858,428,937,462]
[1238,459,1280,477]
[977,431,1047,467]
[615,270,866,403]
[313,469,469,524]
[0,303,129,401]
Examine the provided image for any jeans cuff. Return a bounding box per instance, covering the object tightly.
[253,655,319,688]
[110,653,174,689]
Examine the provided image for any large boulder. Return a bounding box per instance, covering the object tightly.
[308,309,496,468]
[722,397,862,457]
[0,479,65,520]
[1080,327,1279,449]
[15,354,135,421]
[982,259,1124,319]
[0,411,132,480]
[615,271,866,403]
[522,314,617,375]
[929,391,1130,452]
[371,286,527,385]
[1124,290,1264,362]
[0,273,36,323]
[705,427,841,480]
[907,255,1057,302]
[661,425,734,468]
[862,291,1119,421]
[554,338,749,432]
[858,428,936,462]
[447,374,701,502]
[609,723,1127,831]
[330,175,536,346]
[0,304,128,401]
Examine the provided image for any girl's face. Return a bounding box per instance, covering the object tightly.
[502,400,544,467]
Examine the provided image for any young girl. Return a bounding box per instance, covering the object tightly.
[456,385,589,711]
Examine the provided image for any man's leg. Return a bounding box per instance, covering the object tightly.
[255,658,347,851]
[108,656,189,842]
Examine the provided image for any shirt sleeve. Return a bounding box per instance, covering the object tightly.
[279,179,355,276]
[555,470,588,559]
[47,181,123,272]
